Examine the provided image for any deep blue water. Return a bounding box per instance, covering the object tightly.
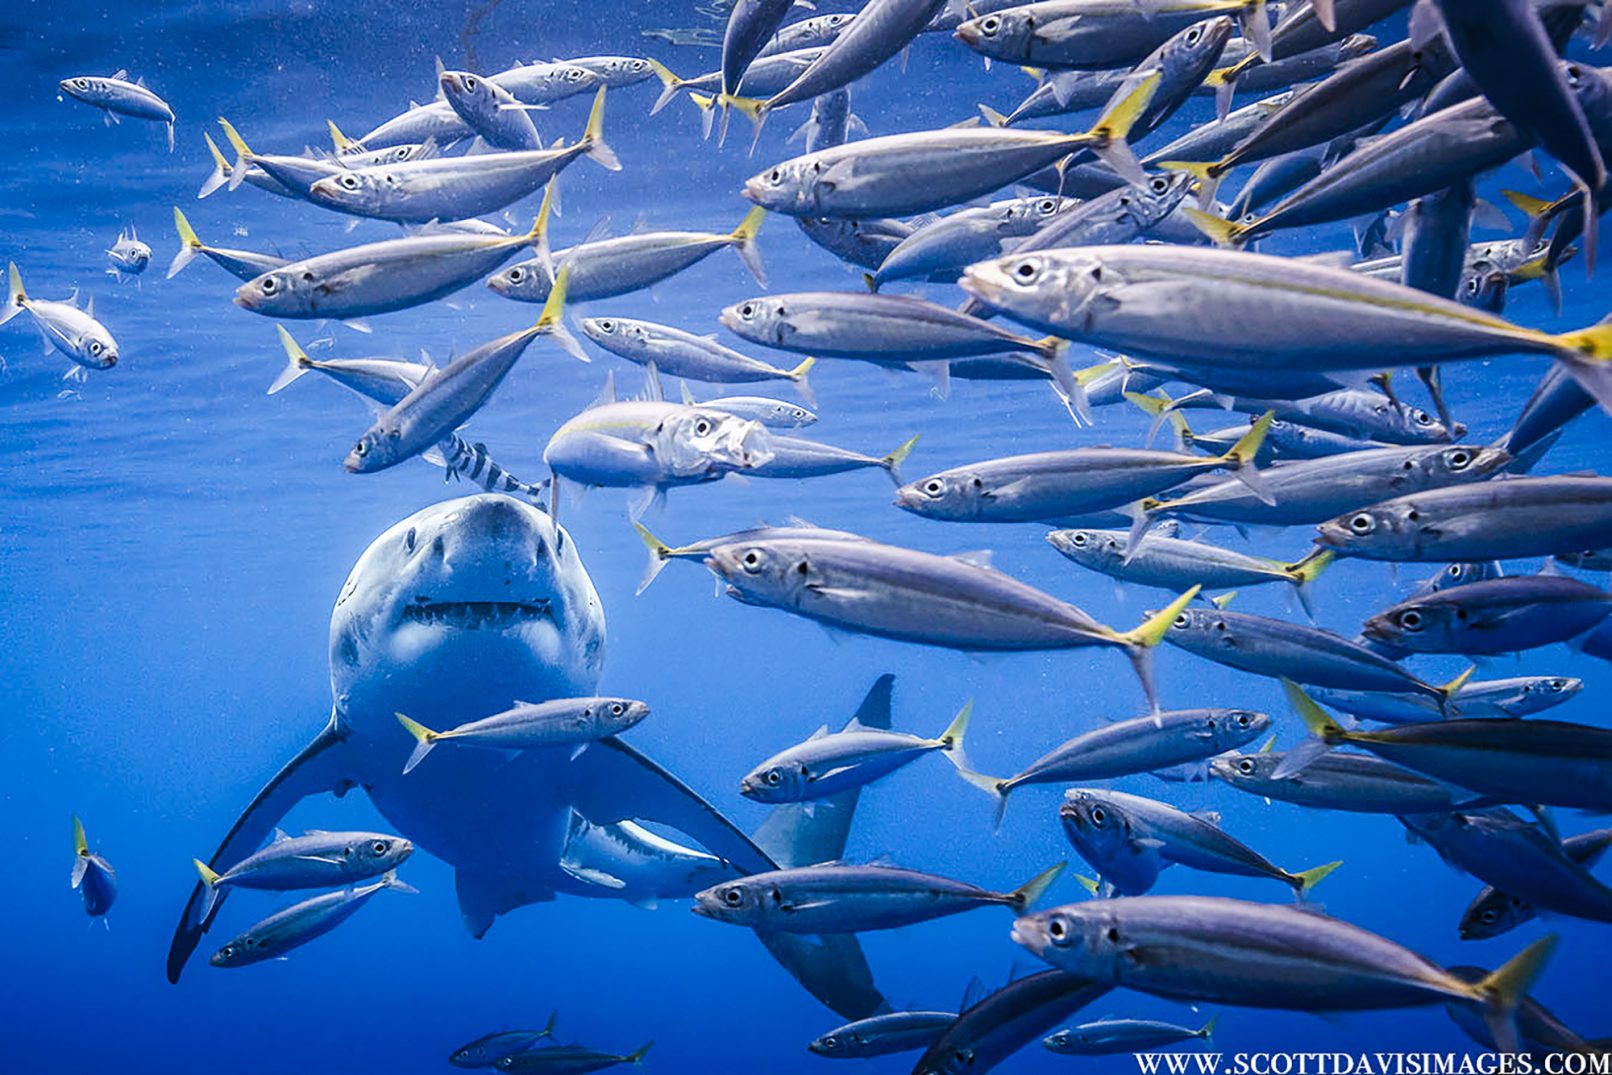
[2,2,1609,1073]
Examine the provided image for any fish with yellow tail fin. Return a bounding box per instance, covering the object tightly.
[71,815,117,919]
[191,829,412,919]
[395,697,649,775]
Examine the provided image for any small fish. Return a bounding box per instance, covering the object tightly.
[954,0,1270,70]
[739,699,971,803]
[104,227,150,280]
[192,830,413,918]
[1461,830,1612,940]
[440,69,542,151]
[581,317,817,401]
[1044,1014,1216,1055]
[1061,788,1341,897]
[486,60,603,104]
[563,56,656,89]
[789,86,864,154]
[1362,575,1612,656]
[346,272,579,473]
[209,870,416,967]
[749,433,919,485]
[1281,681,1612,813]
[59,69,175,150]
[494,1043,652,1073]
[394,697,650,774]
[1213,749,1491,815]
[873,196,1075,290]
[0,263,118,371]
[1307,675,1582,724]
[912,971,1114,1075]
[760,13,856,57]
[795,215,912,270]
[809,1010,957,1059]
[760,0,951,117]
[963,709,1269,826]
[678,388,816,428]
[1012,895,1556,1051]
[692,860,1064,933]
[450,1013,559,1068]
[71,816,117,919]
[723,0,802,99]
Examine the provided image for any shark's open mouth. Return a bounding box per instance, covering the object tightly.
[401,599,554,629]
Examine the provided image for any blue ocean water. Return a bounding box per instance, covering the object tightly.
[2,2,1609,1072]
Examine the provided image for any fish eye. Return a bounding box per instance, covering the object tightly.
[1550,678,1571,692]
[1238,759,1255,774]
[1187,26,1202,44]
[1397,609,1424,631]
[1090,806,1106,825]
[695,418,713,436]
[261,277,278,293]
[1447,565,1464,579]
[508,267,525,283]
[1448,449,1471,468]
[568,68,585,80]
[220,945,234,958]
[598,319,613,331]
[1047,916,1066,940]
[741,549,764,572]
[723,887,744,906]
[1237,713,1251,726]
[372,840,388,855]
[1150,177,1168,193]
[1413,409,1432,424]
[89,340,102,354]
[1481,909,1498,924]
[1172,613,1189,628]
[404,527,417,553]
[766,769,781,785]
[354,441,369,456]
[609,702,624,715]
[464,76,477,91]
[768,168,782,184]
[1038,199,1057,213]
[739,303,756,318]
[1348,513,1374,534]
[821,1038,839,1050]
[1011,260,1040,284]
[923,478,945,496]
[981,15,1001,32]
[340,174,359,190]
[1071,532,1086,546]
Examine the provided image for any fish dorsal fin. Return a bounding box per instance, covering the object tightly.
[842,717,868,733]
[865,853,899,868]
[950,550,994,569]
[271,828,291,843]
[643,363,664,402]
[679,379,697,405]
[1191,810,1222,826]
[959,976,988,1012]
[84,295,94,319]
[785,514,820,528]
[136,75,148,88]
[111,69,129,80]
[806,724,830,741]
[588,371,617,410]
[66,287,80,308]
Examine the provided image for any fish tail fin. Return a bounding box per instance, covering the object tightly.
[978,104,1009,128]
[1239,0,1272,62]
[72,814,88,857]
[1124,498,1165,561]
[1285,549,1334,620]
[198,132,231,198]
[216,117,252,191]
[168,207,205,279]
[1272,679,1345,778]
[326,119,354,153]
[541,1010,558,1037]
[957,767,1012,830]
[525,179,558,280]
[1292,860,1343,899]
[1550,315,1612,411]
[381,868,420,895]
[269,324,315,394]
[1124,388,1183,449]
[1156,159,1224,210]
[633,521,675,595]
[936,699,973,755]
[1437,665,1477,717]
[1477,935,1559,1053]
[580,88,620,171]
[1505,188,1561,249]
[787,356,816,407]
[2,262,25,325]
[394,712,440,775]
[730,205,768,286]
[1008,862,1067,911]
[626,1042,653,1065]
[646,59,684,115]
[1218,410,1275,505]
[1082,69,1161,185]
[193,858,222,919]
[1199,1014,1218,1041]
[881,434,921,485]
[1074,873,1101,897]
[1184,206,1246,249]
[537,266,587,362]
[1115,587,1202,712]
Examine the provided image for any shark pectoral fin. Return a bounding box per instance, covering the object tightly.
[563,737,777,875]
[456,869,556,940]
[754,930,887,1021]
[166,711,355,984]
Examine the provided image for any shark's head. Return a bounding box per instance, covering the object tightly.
[329,495,604,725]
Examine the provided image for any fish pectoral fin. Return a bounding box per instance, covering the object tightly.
[562,737,777,875]
[292,854,345,865]
[779,898,836,914]
[166,710,356,984]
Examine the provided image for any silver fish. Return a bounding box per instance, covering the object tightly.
[1044,1015,1215,1055]
[168,207,289,281]
[1362,575,1612,656]
[1307,675,1582,724]
[739,700,971,803]
[494,1043,652,1072]
[796,215,912,270]
[209,870,416,968]
[71,816,117,918]
[440,69,542,150]
[873,195,1075,289]
[395,697,650,774]
[749,432,920,485]
[763,0,950,113]
[1212,749,1491,814]
[954,0,1268,70]
[809,1010,955,1059]
[1460,829,1612,940]
[0,263,118,371]
[105,227,150,279]
[1049,528,1331,610]
[192,830,412,919]
[580,316,811,401]
[450,1016,559,1069]
[563,56,656,89]
[59,69,175,149]
[682,389,817,428]
[912,971,1114,1075]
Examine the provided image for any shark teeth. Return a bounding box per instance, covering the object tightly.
[402,599,553,629]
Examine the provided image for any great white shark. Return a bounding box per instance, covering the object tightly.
[167,493,886,1018]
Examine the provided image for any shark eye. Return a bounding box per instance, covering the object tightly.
[1348,513,1374,534]
[1396,609,1425,631]
[404,527,417,553]
[1238,759,1255,774]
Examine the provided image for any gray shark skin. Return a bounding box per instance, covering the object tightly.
[166,494,886,1019]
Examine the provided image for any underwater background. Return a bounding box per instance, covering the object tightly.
[1,1,1608,1072]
